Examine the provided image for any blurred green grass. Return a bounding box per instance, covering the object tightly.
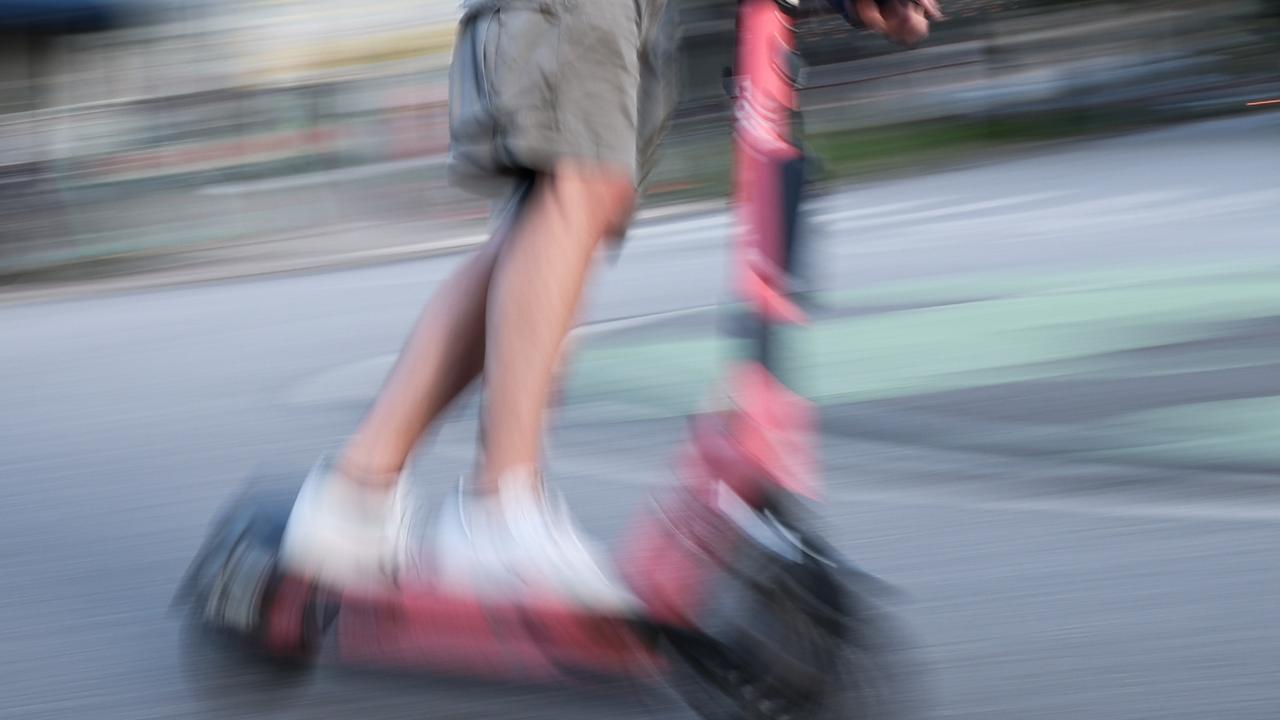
[644,106,1226,205]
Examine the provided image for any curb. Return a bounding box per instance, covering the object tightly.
[0,235,488,306]
[0,199,730,306]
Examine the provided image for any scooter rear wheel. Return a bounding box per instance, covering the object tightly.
[175,486,334,670]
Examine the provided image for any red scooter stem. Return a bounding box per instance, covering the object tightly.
[734,0,806,330]
[719,0,819,499]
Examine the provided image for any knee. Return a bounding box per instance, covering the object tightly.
[546,163,636,241]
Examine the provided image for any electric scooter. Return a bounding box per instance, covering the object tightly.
[175,1,913,717]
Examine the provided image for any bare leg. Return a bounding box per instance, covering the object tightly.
[480,163,634,491]
[339,233,504,484]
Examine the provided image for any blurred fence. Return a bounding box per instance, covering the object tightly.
[1,0,1276,281]
[680,0,1277,128]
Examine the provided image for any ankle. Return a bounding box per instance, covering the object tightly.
[482,464,543,500]
[336,454,402,492]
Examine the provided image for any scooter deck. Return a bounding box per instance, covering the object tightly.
[176,467,910,720]
[177,482,679,683]
[329,580,668,681]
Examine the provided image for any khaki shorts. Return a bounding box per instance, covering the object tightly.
[448,0,677,211]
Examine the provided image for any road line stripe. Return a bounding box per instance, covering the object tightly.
[827,191,1072,230]
[629,214,730,237]
[812,198,941,223]
[550,457,1280,524]
[825,489,1280,524]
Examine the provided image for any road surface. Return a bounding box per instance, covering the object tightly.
[2,115,1278,719]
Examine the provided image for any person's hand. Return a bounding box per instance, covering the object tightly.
[853,0,943,47]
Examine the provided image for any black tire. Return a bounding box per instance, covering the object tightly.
[658,499,925,720]
[827,594,927,720]
[664,577,923,720]
[175,484,332,681]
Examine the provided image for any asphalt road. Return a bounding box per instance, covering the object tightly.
[2,115,1278,719]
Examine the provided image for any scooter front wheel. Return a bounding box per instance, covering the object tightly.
[659,511,921,720]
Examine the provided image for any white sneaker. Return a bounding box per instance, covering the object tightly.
[432,479,520,596]
[279,457,415,590]
[433,470,637,613]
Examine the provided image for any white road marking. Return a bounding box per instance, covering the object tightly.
[898,189,1196,237]
[621,191,1072,252]
[286,305,716,404]
[548,453,1280,524]
[829,189,1202,253]
[825,489,1280,524]
[573,305,716,336]
[826,191,1073,231]
[812,198,941,223]
[627,214,730,238]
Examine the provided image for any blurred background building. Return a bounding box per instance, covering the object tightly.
[0,0,1276,284]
